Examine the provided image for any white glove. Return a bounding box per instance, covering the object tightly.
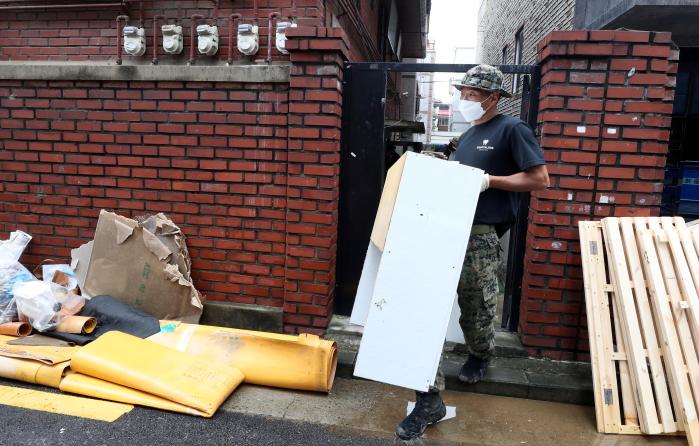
[480,174,490,193]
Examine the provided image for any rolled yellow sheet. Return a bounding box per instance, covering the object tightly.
[148,323,338,393]
[55,316,97,334]
[0,355,70,388]
[70,331,244,416]
[0,322,31,337]
[59,372,209,417]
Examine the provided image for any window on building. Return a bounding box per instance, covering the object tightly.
[512,27,524,94]
[501,45,508,64]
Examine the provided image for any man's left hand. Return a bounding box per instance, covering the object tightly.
[480,174,490,193]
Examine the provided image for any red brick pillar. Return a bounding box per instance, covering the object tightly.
[520,30,678,359]
[282,27,349,334]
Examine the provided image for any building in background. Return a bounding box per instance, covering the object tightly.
[449,46,477,133]
[477,0,576,116]
[416,39,437,143]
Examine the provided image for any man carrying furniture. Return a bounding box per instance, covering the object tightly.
[396,64,550,440]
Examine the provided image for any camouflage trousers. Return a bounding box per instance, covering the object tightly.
[432,229,502,392]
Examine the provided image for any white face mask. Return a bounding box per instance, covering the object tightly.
[458,96,491,123]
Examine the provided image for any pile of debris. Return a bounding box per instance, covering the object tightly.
[0,210,337,418]
[580,216,699,446]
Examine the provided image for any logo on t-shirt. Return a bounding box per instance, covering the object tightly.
[476,138,494,151]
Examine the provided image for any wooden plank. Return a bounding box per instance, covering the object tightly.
[678,224,699,340]
[647,219,699,424]
[602,217,662,434]
[636,221,699,445]
[617,425,643,435]
[603,222,640,430]
[619,217,676,433]
[579,221,621,433]
[611,288,641,429]
[661,218,699,350]
[692,230,699,267]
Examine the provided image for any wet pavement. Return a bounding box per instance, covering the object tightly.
[0,377,685,445]
[224,377,684,446]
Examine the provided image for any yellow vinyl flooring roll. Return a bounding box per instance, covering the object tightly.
[0,384,132,422]
[70,331,244,416]
[148,323,338,392]
[59,372,209,417]
[0,355,70,388]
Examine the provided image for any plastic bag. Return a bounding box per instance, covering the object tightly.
[0,230,32,262]
[13,281,86,332]
[0,259,35,324]
[42,264,79,292]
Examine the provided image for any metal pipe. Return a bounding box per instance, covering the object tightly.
[115,14,129,65]
[252,0,258,22]
[266,12,279,64]
[0,2,123,9]
[188,14,205,65]
[138,0,144,26]
[211,0,218,24]
[227,13,242,65]
[151,14,165,65]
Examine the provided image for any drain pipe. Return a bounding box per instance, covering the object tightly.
[227,13,242,65]
[115,14,129,65]
[266,12,280,63]
[188,14,205,65]
[211,0,219,24]
[138,0,144,26]
[151,14,165,64]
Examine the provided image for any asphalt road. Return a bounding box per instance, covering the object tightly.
[0,403,428,446]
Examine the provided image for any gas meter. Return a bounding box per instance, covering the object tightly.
[123,26,146,56]
[275,21,296,55]
[237,23,259,56]
[197,24,219,56]
[161,24,184,54]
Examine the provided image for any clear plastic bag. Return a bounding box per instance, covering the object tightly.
[0,259,35,324]
[0,230,32,262]
[13,281,86,332]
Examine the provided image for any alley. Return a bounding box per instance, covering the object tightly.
[0,377,683,446]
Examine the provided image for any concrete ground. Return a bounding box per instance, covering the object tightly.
[0,376,685,445]
[223,378,682,446]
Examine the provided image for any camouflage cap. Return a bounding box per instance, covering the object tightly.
[452,64,512,98]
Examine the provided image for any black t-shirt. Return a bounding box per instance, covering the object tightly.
[453,114,545,225]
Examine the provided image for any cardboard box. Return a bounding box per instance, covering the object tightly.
[83,211,203,322]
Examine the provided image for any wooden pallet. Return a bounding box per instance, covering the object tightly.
[580,217,699,445]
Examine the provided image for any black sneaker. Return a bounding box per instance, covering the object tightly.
[458,355,489,384]
[395,390,447,440]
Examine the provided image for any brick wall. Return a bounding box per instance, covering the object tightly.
[520,30,678,359]
[282,26,348,331]
[0,0,354,334]
[477,0,575,117]
[0,78,297,319]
